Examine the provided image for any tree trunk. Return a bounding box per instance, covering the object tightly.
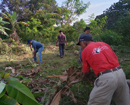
[10,31,20,43]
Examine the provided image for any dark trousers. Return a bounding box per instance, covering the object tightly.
[59,44,64,57]
[78,48,82,64]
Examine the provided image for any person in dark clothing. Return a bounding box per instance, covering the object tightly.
[56,30,67,58]
[78,27,93,64]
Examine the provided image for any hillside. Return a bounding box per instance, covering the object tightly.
[0,39,130,105]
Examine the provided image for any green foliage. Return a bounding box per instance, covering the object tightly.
[0,88,6,98]
[57,19,87,42]
[0,39,26,55]
[0,41,9,55]
[94,30,122,45]
[19,18,42,41]
[19,14,58,43]
[0,82,6,95]
[2,12,17,31]
[0,95,19,105]
[95,0,130,46]
[0,17,10,36]
[6,81,40,105]
[1,0,129,47]
[0,0,57,21]
[89,16,107,36]
[113,12,130,46]
[0,72,40,105]
[60,0,90,25]
[96,0,130,29]
[0,0,90,43]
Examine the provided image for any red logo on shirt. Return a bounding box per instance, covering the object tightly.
[92,44,108,55]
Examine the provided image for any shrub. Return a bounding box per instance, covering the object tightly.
[0,41,9,54]
[94,30,122,45]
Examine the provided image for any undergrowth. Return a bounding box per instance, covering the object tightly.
[0,39,130,105]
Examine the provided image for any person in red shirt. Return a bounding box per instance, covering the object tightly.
[77,35,130,105]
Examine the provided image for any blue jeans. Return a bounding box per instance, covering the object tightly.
[59,44,64,57]
[33,46,44,63]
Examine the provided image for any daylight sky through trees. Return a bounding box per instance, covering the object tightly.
[56,0,119,20]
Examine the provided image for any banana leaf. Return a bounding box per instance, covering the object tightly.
[0,95,20,105]
[0,72,5,78]
[0,82,6,94]
[0,26,9,36]
[0,17,10,25]
[6,81,41,105]
[11,12,17,25]
[0,88,6,98]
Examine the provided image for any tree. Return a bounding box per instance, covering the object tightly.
[2,12,20,42]
[55,0,90,25]
[2,12,17,32]
[113,12,130,45]
[89,16,107,36]
[96,0,130,29]
[34,10,60,27]
[0,0,57,22]
[73,19,86,31]
[2,12,29,42]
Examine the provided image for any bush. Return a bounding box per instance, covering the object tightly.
[0,39,27,55]
[0,41,9,54]
[94,30,122,45]
[113,13,130,46]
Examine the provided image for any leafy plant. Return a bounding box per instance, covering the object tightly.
[0,72,41,105]
[0,17,10,36]
[94,30,122,45]
[2,12,29,42]
[28,58,39,67]
[2,12,17,32]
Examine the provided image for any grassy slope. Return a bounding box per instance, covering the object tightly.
[0,41,130,105]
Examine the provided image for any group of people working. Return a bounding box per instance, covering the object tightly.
[27,30,67,63]
[27,27,130,105]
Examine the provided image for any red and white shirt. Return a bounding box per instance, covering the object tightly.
[82,42,119,76]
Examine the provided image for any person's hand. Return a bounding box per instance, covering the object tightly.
[65,46,67,50]
[81,72,90,80]
[81,73,86,80]
[32,56,34,58]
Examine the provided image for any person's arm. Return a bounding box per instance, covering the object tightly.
[30,44,33,51]
[33,49,36,58]
[56,38,59,46]
[82,72,91,80]
[32,43,36,58]
[65,35,67,46]
[82,50,91,79]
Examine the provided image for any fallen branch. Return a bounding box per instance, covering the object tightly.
[47,75,61,78]
[46,66,95,105]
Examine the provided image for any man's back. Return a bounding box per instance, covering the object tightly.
[82,42,119,75]
[58,34,66,44]
[32,40,43,49]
